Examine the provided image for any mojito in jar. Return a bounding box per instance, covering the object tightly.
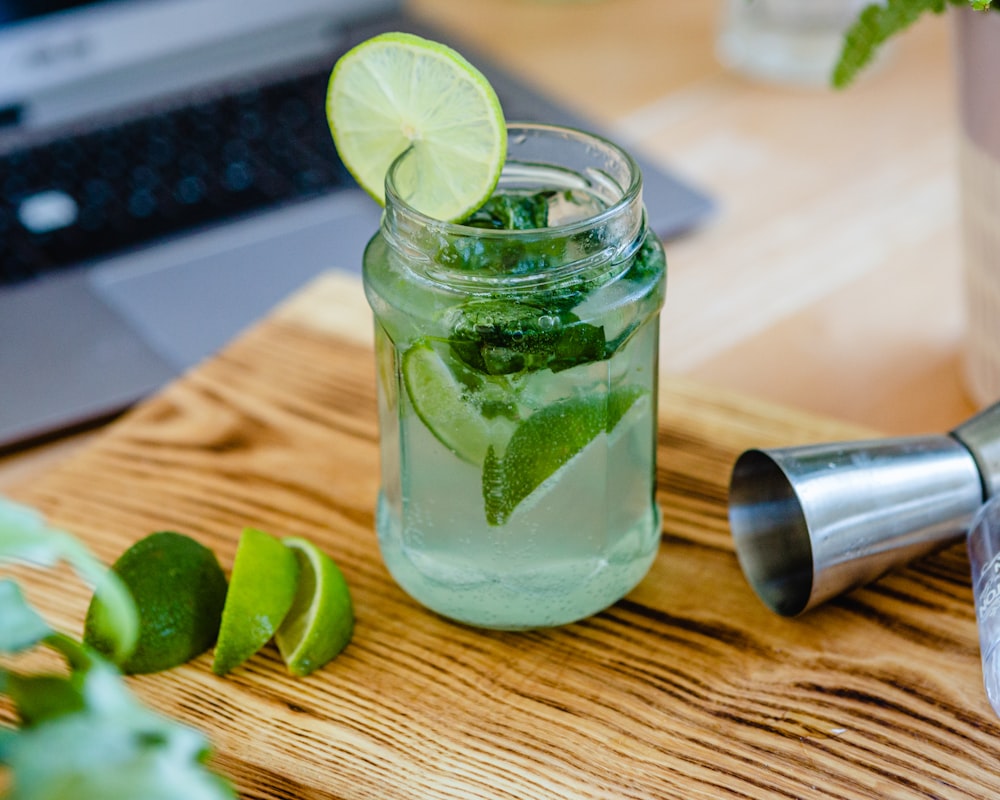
[364,123,666,629]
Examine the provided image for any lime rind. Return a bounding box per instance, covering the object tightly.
[275,537,354,677]
[83,531,228,675]
[326,31,506,222]
[212,527,300,676]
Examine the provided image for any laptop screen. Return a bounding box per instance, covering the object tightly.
[0,1,111,25]
[0,0,391,113]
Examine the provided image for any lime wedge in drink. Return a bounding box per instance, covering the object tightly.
[326,31,506,222]
[275,537,354,677]
[402,339,495,465]
[212,527,300,676]
[483,388,646,526]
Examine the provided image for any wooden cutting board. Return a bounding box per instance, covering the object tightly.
[4,273,998,799]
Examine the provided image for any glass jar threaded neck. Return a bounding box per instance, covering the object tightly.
[380,123,646,295]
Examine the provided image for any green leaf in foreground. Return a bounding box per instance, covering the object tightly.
[0,580,53,654]
[0,497,138,664]
[483,388,644,526]
[0,497,235,800]
[2,657,234,800]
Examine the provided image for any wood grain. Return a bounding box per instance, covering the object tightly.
[3,274,997,799]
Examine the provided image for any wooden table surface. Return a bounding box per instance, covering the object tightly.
[5,272,998,799]
[0,0,981,490]
[6,4,999,797]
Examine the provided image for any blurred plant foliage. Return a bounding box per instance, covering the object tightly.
[0,498,234,800]
[834,0,995,87]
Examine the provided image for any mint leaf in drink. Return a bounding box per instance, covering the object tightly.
[447,299,606,376]
[435,190,557,277]
[625,234,668,284]
[483,388,645,525]
[465,190,553,230]
[548,322,606,372]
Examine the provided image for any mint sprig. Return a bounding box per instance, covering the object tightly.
[834,0,994,88]
[447,299,606,377]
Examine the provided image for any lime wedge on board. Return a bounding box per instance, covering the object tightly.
[275,537,354,677]
[83,531,228,675]
[212,527,299,676]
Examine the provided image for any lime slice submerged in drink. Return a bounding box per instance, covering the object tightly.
[402,339,498,465]
[483,388,646,526]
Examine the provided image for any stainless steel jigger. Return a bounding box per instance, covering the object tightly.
[727,401,1000,617]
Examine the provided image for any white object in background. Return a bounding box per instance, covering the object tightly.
[715,0,869,86]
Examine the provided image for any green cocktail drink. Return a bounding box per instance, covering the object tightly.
[364,123,666,629]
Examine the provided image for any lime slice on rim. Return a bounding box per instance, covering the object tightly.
[402,339,495,465]
[212,527,300,676]
[275,537,354,677]
[326,31,506,222]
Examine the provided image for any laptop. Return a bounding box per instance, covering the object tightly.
[0,0,713,450]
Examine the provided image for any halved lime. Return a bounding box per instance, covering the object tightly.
[326,31,506,221]
[275,538,354,677]
[212,527,300,676]
[402,339,495,465]
[83,531,228,675]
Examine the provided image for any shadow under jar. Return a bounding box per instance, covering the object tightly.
[363,123,667,629]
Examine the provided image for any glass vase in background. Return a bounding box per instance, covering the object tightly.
[716,0,871,86]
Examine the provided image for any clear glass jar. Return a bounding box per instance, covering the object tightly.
[363,123,666,629]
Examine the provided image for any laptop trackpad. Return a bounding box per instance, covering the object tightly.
[0,272,177,446]
[89,193,381,370]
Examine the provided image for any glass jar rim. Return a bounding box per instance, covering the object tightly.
[382,121,643,236]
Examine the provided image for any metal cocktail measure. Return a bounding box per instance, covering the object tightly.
[727,400,1000,716]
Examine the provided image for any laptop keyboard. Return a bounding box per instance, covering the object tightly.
[0,63,352,285]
